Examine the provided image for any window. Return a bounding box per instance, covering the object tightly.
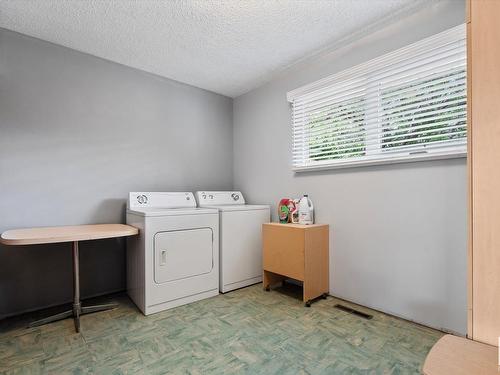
[288,25,467,171]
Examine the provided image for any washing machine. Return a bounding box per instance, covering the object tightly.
[126,192,219,315]
[196,191,270,293]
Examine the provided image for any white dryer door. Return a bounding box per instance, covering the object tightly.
[154,228,213,284]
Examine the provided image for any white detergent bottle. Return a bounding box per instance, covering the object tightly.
[298,194,314,225]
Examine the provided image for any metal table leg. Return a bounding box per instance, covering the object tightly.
[29,241,117,332]
[72,240,82,332]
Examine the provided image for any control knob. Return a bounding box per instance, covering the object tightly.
[137,194,148,204]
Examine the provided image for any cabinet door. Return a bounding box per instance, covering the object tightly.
[304,227,329,301]
[154,228,213,284]
[470,0,500,346]
[263,225,305,281]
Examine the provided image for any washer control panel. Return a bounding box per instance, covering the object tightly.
[128,192,196,209]
[196,191,246,206]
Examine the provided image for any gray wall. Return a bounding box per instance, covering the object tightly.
[233,1,467,334]
[0,29,233,318]
[0,0,467,335]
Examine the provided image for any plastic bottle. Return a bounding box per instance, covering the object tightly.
[298,194,314,225]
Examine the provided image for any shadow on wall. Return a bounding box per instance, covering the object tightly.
[0,242,72,319]
[0,199,130,319]
[89,198,128,224]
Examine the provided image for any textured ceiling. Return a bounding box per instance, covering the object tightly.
[0,0,426,97]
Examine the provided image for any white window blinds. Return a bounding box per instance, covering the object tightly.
[287,25,467,171]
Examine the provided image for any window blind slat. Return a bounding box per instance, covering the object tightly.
[293,118,466,153]
[292,78,465,122]
[289,24,467,170]
[287,27,465,101]
[291,50,465,109]
[293,137,466,162]
[293,99,466,140]
[293,125,466,158]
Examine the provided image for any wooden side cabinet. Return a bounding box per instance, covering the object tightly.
[262,223,329,306]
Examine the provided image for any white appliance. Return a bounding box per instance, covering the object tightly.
[126,192,219,315]
[196,191,270,293]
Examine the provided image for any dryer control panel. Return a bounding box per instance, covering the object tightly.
[128,192,196,209]
[196,191,246,206]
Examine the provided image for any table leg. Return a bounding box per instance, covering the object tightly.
[81,303,117,314]
[29,240,118,333]
[29,309,73,327]
[72,241,81,332]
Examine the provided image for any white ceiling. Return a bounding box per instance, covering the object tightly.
[0,0,426,97]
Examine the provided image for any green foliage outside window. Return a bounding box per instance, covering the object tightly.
[307,97,366,161]
[305,69,466,163]
[380,69,466,150]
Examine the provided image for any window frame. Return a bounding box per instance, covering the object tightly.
[288,25,467,172]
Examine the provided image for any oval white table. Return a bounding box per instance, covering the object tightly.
[0,224,139,333]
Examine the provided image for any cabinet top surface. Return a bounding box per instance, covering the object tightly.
[263,223,329,229]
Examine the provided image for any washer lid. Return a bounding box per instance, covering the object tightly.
[196,191,246,206]
[127,207,218,217]
[205,204,270,212]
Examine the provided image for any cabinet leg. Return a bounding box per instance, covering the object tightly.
[305,300,311,307]
[263,270,285,292]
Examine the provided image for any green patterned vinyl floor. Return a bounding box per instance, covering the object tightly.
[0,284,442,374]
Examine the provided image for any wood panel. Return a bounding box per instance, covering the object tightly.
[262,224,305,281]
[423,334,498,375]
[470,0,500,346]
[263,270,286,290]
[304,226,329,302]
[466,0,473,338]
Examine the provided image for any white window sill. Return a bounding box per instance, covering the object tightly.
[293,150,466,173]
